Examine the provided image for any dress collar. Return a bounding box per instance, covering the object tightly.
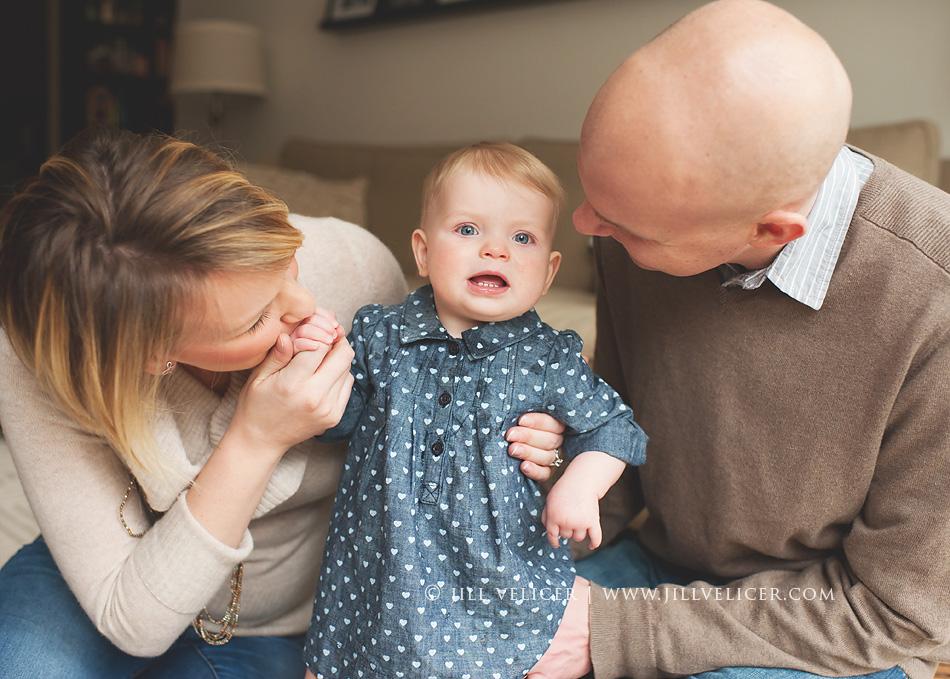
[398,285,544,358]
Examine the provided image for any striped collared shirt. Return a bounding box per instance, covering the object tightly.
[718,146,874,310]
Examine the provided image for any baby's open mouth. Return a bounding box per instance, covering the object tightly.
[469,274,508,289]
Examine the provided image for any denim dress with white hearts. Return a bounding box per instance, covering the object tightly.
[304,286,647,679]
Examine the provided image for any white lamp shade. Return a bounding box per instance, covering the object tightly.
[170,20,266,97]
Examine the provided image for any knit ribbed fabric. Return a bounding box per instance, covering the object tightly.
[588,156,950,679]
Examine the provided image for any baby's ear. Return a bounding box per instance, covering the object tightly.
[541,250,562,295]
[411,228,430,278]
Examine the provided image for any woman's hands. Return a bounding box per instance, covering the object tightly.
[507,413,566,482]
[188,309,354,548]
[230,310,354,458]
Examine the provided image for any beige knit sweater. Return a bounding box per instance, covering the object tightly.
[587,157,950,679]
[0,215,407,657]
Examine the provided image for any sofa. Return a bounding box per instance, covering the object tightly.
[242,118,944,363]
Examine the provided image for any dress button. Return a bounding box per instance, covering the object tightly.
[431,440,444,457]
[448,342,460,356]
[438,391,451,407]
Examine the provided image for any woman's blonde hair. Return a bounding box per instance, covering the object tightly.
[420,141,566,228]
[0,127,302,480]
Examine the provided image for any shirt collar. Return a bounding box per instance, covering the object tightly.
[398,285,543,358]
[718,146,873,310]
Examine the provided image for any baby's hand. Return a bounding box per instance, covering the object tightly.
[290,308,343,355]
[542,475,603,550]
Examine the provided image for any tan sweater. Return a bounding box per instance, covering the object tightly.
[588,157,950,679]
[0,215,407,657]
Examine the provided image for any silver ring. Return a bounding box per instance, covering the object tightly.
[549,450,564,468]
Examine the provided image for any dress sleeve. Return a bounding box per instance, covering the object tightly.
[0,334,251,657]
[544,330,647,467]
[318,305,384,443]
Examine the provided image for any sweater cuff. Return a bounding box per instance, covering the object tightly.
[132,490,254,615]
[589,582,657,679]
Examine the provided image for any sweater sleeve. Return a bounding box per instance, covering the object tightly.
[0,216,408,657]
[589,324,950,678]
[0,335,253,657]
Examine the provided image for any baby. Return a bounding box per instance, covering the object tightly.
[302,142,647,679]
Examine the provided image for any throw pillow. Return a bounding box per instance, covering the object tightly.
[241,163,369,227]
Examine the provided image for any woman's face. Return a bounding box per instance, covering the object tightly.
[172,257,316,373]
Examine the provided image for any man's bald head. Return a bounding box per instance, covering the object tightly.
[579,0,852,240]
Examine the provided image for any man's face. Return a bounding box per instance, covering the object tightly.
[573,144,756,278]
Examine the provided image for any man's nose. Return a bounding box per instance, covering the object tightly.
[573,201,609,236]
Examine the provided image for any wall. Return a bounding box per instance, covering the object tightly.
[175,0,950,162]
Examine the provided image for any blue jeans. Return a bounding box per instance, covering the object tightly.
[0,538,306,679]
[575,536,907,679]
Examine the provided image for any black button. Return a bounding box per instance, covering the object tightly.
[448,342,460,356]
[431,440,444,457]
[438,391,451,407]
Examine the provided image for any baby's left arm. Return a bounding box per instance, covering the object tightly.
[542,451,627,549]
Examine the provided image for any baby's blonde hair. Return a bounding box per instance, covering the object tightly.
[0,127,302,481]
[420,142,566,228]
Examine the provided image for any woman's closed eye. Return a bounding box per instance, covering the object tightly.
[246,310,271,335]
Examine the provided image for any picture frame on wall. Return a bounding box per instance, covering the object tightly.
[321,0,564,30]
[326,0,378,21]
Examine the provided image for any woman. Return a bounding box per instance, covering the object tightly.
[0,127,564,678]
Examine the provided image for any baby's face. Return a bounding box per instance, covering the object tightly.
[412,168,561,337]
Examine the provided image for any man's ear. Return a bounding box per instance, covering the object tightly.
[751,210,807,250]
[411,228,429,278]
[541,250,562,296]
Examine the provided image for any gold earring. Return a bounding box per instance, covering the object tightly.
[161,361,176,376]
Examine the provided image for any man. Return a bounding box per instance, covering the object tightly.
[528,1,950,678]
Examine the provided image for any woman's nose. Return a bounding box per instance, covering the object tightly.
[280,280,316,326]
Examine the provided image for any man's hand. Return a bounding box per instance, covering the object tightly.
[507,413,566,482]
[527,576,592,679]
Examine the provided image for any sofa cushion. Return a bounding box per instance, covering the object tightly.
[279,138,457,276]
[846,119,941,185]
[241,163,369,227]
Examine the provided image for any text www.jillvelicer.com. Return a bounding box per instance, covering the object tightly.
[423,585,834,604]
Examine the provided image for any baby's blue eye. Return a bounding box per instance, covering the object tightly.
[459,224,478,236]
[513,233,533,245]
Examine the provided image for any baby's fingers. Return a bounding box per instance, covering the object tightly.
[310,306,340,327]
[567,527,587,545]
[292,337,331,355]
[588,522,603,550]
[544,513,561,549]
[293,318,338,344]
